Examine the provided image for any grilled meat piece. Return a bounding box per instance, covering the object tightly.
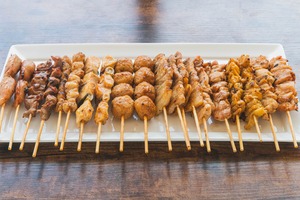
[101,55,117,73]
[112,95,134,119]
[111,83,134,99]
[19,60,35,82]
[0,76,17,106]
[115,58,133,73]
[114,72,133,85]
[134,96,156,120]
[94,101,109,125]
[134,67,155,86]
[4,54,22,77]
[75,99,94,126]
[134,55,154,71]
[134,81,155,101]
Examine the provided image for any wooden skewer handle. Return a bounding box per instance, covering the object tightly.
[286,111,298,148]
[119,116,124,152]
[9,104,20,150]
[54,111,62,147]
[203,118,211,153]
[95,123,102,154]
[32,120,45,157]
[19,114,32,151]
[0,103,6,132]
[60,111,71,151]
[77,122,84,152]
[236,115,244,151]
[163,107,172,152]
[144,116,148,154]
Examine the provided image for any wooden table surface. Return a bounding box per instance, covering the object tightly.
[1,0,300,199]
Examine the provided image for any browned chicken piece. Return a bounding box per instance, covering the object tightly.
[23,61,53,118]
[184,58,199,83]
[196,93,215,122]
[75,99,94,126]
[269,56,298,111]
[134,96,156,120]
[63,55,85,113]
[13,60,36,107]
[78,72,99,104]
[154,54,173,114]
[192,55,204,73]
[95,71,115,102]
[184,58,204,112]
[167,54,185,114]
[13,80,28,107]
[20,60,35,82]
[213,100,232,120]
[251,55,278,114]
[134,67,155,85]
[39,94,57,121]
[94,101,109,125]
[85,56,100,74]
[134,55,154,71]
[72,52,85,63]
[101,55,117,73]
[72,62,84,71]
[4,54,22,77]
[56,56,72,112]
[175,52,192,105]
[111,83,133,99]
[209,62,232,121]
[112,95,134,119]
[114,72,133,85]
[0,76,17,106]
[115,58,133,73]
[134,81,155,101]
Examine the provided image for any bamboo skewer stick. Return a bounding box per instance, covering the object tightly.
[202,118,211,152]
[95,123,102,154]
[77,122,84,152]
[177,106,191,150]
[54,111,62,146]
[163,107,172,152]
[253,116,262,142]
[8,105,20,150]
[119,116,124,152]
[181,108,188,136]
[144,116,148,154]
[192,106,204,147]
[19,114,32,151]
[236,115,244,151]
[225,118,237,153]
[32,120,45,157]
[0,103,6,132]
[269,114,280,152]
[59,110,71,151]
[286,111,298,148]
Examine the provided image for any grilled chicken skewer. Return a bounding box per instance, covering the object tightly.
[20,59,53,150]
[166,54,192,149]
[184,58,206,150]
[153,54,174,151]
[0,54,22,132]
[54,56,72,146]
[269,56,298,148]
[76,56,101,151]
[193,57,215,152]
[94,57,116,153]
[60,52,85,151]
[225,58,245,151]
[239,55,268,141]
[32,56,62,157]
[208,61,237,152]
[9,60,35,150]
[133,56,156,154]
[111,58,135,152]
[252,55,280,151]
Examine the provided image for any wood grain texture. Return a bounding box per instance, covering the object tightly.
[0,0,300,199]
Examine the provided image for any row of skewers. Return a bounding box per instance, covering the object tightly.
[0,52,298,157]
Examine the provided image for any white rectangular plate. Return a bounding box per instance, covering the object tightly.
[1,43,299,144]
